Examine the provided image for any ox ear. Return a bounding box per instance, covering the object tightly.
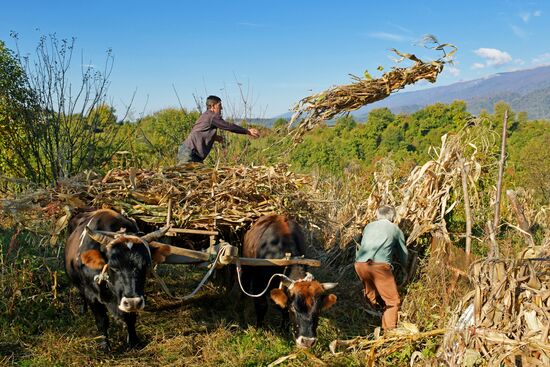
[81,249,106,270]
[322,294,337,310]
[321,282,338,291]
[149,243,172,264]
[270,288,288,309]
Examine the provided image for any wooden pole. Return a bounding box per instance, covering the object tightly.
[486,220,499,258]
[506,189,535,247]
[166,199,172,227]
[493,109,508,236]
[152,241,322,267]
[460,158,473,255]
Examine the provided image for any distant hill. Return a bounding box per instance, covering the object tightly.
[273,65,550,122]
[353,65,550,120]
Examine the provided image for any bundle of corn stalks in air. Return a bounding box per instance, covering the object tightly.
[0,164,325,240]
[289,35,457,140]
[439,247,550,366]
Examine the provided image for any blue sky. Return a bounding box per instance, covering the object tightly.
[2,0,549,119]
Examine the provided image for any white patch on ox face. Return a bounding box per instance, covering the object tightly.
[126,242,133,250]
[118,296,145,312]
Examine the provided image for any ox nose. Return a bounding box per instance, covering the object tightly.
[296,336,317,348]
[119,296,145,312]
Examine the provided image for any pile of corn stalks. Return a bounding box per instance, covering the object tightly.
[289,37,457,139]
[329,323,446,366]
[0,164,323,239]
[323,127,486,268]
[439,251,550,366]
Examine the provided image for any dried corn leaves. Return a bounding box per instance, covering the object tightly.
[440,254,550,366]
[289,37,457,139]
[0,164,320,235]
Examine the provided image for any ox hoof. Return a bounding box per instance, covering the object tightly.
[127,337,143,350]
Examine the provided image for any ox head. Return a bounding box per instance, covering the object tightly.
[83,226,171,313]
[270,273,337,348]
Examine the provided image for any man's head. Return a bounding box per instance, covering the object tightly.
[206,95,222,114]
[376,205,396,222]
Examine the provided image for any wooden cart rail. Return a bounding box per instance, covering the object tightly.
[91,229,321,267]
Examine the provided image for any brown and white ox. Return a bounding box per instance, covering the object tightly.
[241,214,337,348]
[64,209,170,349]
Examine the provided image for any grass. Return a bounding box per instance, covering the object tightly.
[1,230,387,367]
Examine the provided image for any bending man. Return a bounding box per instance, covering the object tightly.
[355,205,408,330]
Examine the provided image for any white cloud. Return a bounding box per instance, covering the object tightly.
[532,53,550,66]
[386,23,414,35]
[472,62,485,69]
[519,10,542,22]
[511,25,528,38]
[368,32,407,42]
[474,48,513,66]
[447,66,460,76]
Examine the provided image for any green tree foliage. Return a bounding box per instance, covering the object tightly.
[128,108,199,167]
[0,35,123,185]
[0,40,41,182]
[508,119,550,202]
[286,101,472,177]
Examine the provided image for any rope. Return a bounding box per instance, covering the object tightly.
[152,244,295,300]
[234,256,292,298]
[94,264,110,285]
[151,244,232,301]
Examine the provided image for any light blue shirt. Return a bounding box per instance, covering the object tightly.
[355,219,408,266]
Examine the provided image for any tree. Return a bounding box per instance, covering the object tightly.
[130,108,199,167]
[0,34,125,185]
[0,39,42,182]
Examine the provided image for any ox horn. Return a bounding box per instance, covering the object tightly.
[86,225,114,247]
[321,282,338,291]
[304,272,315,281]
[140,225,171,243]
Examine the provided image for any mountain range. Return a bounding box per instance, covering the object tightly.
[273,65,550,122]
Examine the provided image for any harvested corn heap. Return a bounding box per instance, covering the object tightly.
[0,164,321,237]
[439,251,550,366]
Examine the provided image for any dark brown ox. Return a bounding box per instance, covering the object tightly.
[64,209,170,349]
[241,214,337,348]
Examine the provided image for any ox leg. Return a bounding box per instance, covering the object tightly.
[80,292,88,315]
[90,302,110,350]
[279,307,289,332]
[254,295,268,327]
[236,288,247,326]
[122,312,140,348]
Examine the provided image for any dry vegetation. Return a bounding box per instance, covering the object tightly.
[2,122,550,365]
[289,36,457,139]
[2,41,549,366]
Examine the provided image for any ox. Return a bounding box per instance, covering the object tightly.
[241,214,337,348]
[64,209,170,349]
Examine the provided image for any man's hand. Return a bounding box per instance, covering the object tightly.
[247,128,260,138]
